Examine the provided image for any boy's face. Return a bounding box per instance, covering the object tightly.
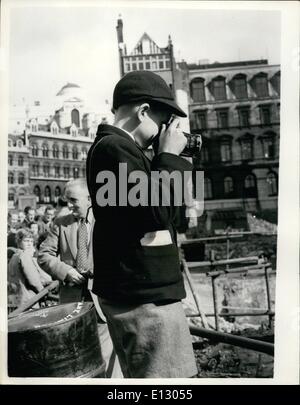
[137,106,173,149]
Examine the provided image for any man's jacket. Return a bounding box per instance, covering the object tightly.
[86,124,193,304]
[37,214,94,303]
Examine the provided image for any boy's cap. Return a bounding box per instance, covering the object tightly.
[113,71,187,117]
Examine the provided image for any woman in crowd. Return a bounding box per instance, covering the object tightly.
[8,228,52,312]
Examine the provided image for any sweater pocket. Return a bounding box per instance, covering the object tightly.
[133,243,182,286]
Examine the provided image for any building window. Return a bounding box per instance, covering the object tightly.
[32,163,39,176]
[253,73,269,97]
[217,109,229,129]
[34,185,41,202]
[238,108,250,127]
[63,167,70,179]
[152,61,157,70]
[190,79,206,103]
[31,144,38,156]
[267,172,278,196]
[159,61,164,69]
[55,186,61,197]
[204,178,213,199]
[220,140,232,162]
[271,72,280,95]
[224,176,234,195]
[8,155,13,165]
[260,105,271,125]
[54,165,60,178]
[51,123,58,135]
[43,164,50,177]
[262,137,276,159]
[138,62,144,70]
[18,156,24,166]
[82,168,86,178]
[18,173,25,184]
[44,186,51,203]
[233,75,248,99]
[71,109,80,127]
[244,174,257,197]
[17,140,23,148]
[53,144,59,158]
[81,148,87,161]
[8,193,14,202]
[8,139,12,147]
[212,77,227,100]
[62,145,69,159]
[42,144,49,157]
[145,62,150,70]
[132,63,137,71]
[200,145,209,163]
[72,147,79,160]
[125,63,130,72]
[73,167,79,179]
[165,60,170,69]
[194,110,207,130]
[8,173,14,184]
[240,138,253,160]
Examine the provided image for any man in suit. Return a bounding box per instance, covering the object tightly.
[86,71,197,378]
[38,178,122,378]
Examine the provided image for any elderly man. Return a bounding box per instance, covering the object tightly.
[38,178,122,378]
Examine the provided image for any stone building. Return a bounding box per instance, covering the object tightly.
[188,59,280,231]
[8,133,30,210]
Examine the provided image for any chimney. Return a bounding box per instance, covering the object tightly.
[116,15,123,44]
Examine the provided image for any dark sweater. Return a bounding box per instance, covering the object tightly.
[86,124,193,304]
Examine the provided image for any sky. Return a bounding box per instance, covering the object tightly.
[7,2,281,112]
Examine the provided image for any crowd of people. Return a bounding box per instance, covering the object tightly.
[7,198,69,312]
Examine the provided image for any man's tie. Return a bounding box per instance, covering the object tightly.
[76,218,88,273]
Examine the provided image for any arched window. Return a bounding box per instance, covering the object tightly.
[220,138,232,162]
[244,174,257,198]
[73,167,80,179]
[55,186,61,197]
[8,155,13,165]
[81,147,88,161]
[33,185,41,202]
[267,172,278,196]
[232,74,248,99]
[53,144,59,158]
[71,109,80,127]
[42,143,49,157]
[31,144,38,157]
[54,165,60,178]
[63,166,70,179]
[240,136,253,160]
[253,73,269,97]
[62,145,69,159]
[32,163,39,177]
[204,178,213,199]
[43,164,50,177]
[17,140,23,148]
[224,176,234,196]
[72,147,79,160]
[18,156,24,166]
[190,78,206,102]
[261,132,276,159]
[44,186,51,203]
[211,76,227,100]
[18,173,25,184]
[8,172,14,184]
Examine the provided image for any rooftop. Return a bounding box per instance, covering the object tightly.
[188,59,269,70]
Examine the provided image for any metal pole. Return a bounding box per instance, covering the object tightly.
[189,325,274,356]
[211,275,220,330]
[264,264,273,328]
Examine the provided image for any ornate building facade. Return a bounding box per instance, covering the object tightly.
[188,60,280,231]
[8,83,107,210]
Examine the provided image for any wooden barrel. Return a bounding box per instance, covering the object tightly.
[8,302,106,377]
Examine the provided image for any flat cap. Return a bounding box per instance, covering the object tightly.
[113,70,187,117]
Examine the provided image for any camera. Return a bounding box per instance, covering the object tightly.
[180,132,202,158]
